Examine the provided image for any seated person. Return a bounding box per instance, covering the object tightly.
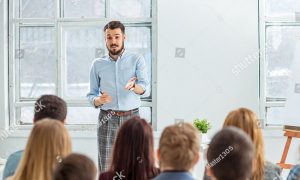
[99,117,159,180]
[206,127,254,180]
[204,108,282,180]
[154,122,200,180]
[8,120,72,180]
[3,94,67,180]
[287,163,300,180]
[53,153,97,180]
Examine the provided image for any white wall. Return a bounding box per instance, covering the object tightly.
[0,0,299,179]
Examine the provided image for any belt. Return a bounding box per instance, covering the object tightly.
[101,108,139,117]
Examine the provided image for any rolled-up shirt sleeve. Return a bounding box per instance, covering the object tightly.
[135,55,150,96]
[86,61,101,108]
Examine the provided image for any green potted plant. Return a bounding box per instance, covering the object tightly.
[193,118,211,143]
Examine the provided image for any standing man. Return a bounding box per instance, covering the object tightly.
[87,21,150,171]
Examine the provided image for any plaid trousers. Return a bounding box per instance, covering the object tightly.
[97,109,139,172]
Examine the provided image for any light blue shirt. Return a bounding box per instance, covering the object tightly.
[87,50,149,111]
[3,150,23,180]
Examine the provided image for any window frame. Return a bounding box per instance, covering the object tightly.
[258,0,298,128]
[8,0,157,130]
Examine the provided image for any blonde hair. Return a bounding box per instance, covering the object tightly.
[223,108,264,180]
[10,119,72,180]
[159,123,200,171]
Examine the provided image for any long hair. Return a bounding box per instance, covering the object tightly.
[223,108,264,180]
[108,117,158,180]
[11,119,72,180]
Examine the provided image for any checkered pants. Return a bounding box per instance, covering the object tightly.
[97,109,139,172]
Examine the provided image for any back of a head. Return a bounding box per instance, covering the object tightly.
[159,122,200,171]
[207,127,254,180]
[223,107,265,180]
[12,120,72,180]
[33,95,67,123]
[53,153,97,180]
[110,116,157,180]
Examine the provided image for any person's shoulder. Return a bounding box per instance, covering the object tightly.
[265,161,282,174]
[92,56,110,65]
[7,150,23,162]
[288,163,300,177]
[124,51,143,60]
[3,150,24,179]
[153,171,195,180]
[264,161,283,179]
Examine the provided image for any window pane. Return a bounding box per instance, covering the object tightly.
[110,0,151,18]
[19,27,56,98]
[265,26,300,99]
[63,0,105,18]
[266,107,284,125]
[16,0,55,18]
[20,106,34,124]
[63,26,104,98]
[125,27,152,98]
[67,107,99,124]
[266,0,300,18]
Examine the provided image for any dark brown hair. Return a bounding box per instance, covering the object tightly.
[103,21,125,34]
[102,117,159,180]
[33,95,67,123]
[207,127,254,180]
[53,153,97,180]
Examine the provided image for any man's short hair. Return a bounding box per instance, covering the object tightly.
[33,95,67,123]
[53,153,97,180]
[207,127,254,180]
[103,21,125,34]
[158,122,200,171]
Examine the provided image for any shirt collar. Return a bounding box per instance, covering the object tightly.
[108,49,126,62]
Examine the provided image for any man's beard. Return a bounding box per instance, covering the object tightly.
[107,42,124,56]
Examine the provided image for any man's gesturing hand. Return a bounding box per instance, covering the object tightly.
[94,92,112,107]
[125,77,137,91]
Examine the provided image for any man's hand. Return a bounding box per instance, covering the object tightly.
[94,92,112,107]
[125,77,137,90]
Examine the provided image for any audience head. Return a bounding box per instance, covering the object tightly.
[103,20,125,34]
[33,95,67,123]
[53,153,97,180]
[11,120,72,180]
[158,122,200,172]
[108,116,158,180]
[207,127,254,180]
[103,21,126,56]
[223,107,264,180]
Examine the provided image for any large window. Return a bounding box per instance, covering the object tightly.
[260,0,300,126]
[9,0,156,127]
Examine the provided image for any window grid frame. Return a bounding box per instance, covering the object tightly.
[9,0,157,130]
[259,0,299,127]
